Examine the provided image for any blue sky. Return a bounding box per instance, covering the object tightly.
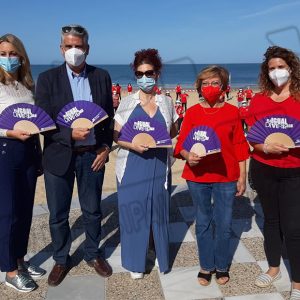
[1,0,300,64]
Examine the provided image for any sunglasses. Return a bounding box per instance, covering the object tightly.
[135,70,156,79]
[62,26,85,34]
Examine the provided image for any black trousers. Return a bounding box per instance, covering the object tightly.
[0,138,37,272]
[250,158,300,282]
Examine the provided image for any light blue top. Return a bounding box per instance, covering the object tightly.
[66,64,96,146]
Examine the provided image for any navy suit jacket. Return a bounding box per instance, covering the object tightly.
[35,63,114,176]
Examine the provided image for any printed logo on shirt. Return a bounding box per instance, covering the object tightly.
[13,108,37,119]
[265,117,293,129]
[133,121,154,132]
[193,130,209,141]
[63,107,84,122]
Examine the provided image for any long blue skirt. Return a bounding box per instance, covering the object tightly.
[117,146,170,273]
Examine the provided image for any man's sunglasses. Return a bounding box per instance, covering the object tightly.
[62,26,85,34]
[135,70,156,79]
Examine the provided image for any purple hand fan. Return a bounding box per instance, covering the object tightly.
[56,100,108,129]
[183,125,221,156]
[247,115,300,148]
[118,116,172,148]
[0,103,56,134]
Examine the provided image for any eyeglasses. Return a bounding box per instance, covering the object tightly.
[135,70,156,79]
[201,81,222,87]
[62,26,85,34]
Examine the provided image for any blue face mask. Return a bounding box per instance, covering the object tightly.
[0,57,21,73]
[137,75,156,93]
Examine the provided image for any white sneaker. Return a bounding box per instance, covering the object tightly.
[130,272,144,279]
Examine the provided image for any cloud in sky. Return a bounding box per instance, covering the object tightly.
[240,0,300,19]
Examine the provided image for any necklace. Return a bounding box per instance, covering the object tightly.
[200,102,224,115]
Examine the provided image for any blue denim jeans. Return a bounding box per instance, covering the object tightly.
[187,180,237,272]
[45,151,105,265]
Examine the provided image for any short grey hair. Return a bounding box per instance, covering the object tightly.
[61,24,89,45]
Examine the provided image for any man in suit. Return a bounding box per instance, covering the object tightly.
[35,24,114,286]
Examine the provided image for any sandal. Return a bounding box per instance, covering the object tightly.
[290,289,300,300]
[216,271,230,285]
[197,271,212,286]
[254,271,281,288]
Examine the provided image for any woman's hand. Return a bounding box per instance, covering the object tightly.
[236,176,246,196]
[6,129,31,141]
[187,152,202,166]
[180,149,202,166]
[131,143,149,154]
[263,142,289,155]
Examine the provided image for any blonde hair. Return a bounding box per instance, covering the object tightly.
[0,34,34,90]
[195,65,229,92]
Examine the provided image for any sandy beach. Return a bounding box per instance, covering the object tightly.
[34,87,258,205]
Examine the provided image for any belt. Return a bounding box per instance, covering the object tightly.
[73,145,97,153]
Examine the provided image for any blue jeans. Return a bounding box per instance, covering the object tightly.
[187,180,237,272]
[45,151,105,265]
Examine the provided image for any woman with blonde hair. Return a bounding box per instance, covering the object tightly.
[0,34,45,292]
[174,65,249,286]
[247,46,300,300]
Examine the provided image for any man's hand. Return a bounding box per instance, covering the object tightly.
[91,146,110,172]
[72,128,90,141]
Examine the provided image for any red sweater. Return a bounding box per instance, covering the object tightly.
[246,93,300,168]
[174,103,249,182]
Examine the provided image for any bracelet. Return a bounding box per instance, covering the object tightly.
[0,129,7,137]
[263,143,269,154]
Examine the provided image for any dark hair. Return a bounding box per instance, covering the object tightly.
[195,65,229,92]
[260,46,300,100]
[131,48,162,73]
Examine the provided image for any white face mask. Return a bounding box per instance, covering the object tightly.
[269,68,290,87]
[64,48,86,67]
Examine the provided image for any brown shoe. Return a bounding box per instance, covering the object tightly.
[87,258,112,278]
[48,264,70,286]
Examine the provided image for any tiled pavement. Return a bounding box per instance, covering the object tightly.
[0,184,293,300]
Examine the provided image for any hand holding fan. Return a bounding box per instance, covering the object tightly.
[56,100,108,129]
[118,117,172,148]
[247,115,300,148]
[183,125,221,156]
[0,103,56,134]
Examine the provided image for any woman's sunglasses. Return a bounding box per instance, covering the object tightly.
[135,70,156,79]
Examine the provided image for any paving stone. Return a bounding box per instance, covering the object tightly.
[46,275,104,300]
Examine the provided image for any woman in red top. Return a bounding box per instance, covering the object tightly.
[127,83,132,95]
[175,99,184,130]
[174,66,249,286]
[247,46,300,298]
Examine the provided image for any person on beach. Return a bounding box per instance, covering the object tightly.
[175,83,181,100]
[247,46,300,300]
[237,88,245,107]
[226,84,231,100]
[127,83,133,94]
[239,101,249,133]
[116,83,121,100]
[35,24,114,286]
[114,48,178,279]
[180,90,189,112]
[244,86,253,102]
[0,34,46,292]
[112,89,120,113]
[175,99,184,130]
[174,65,249,286]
